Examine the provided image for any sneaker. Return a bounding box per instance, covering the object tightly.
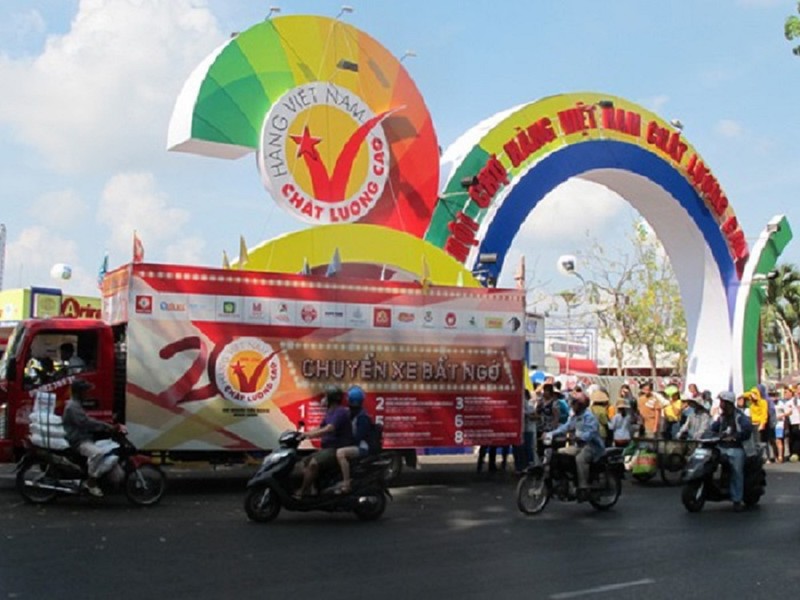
[733,501,744,512]
[576,488,589,503]
[86,484,104,498]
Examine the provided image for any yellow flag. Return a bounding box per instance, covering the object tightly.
[420,255,431,292]
[239,235,248,269]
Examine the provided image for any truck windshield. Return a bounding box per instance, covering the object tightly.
[0,324,24,379]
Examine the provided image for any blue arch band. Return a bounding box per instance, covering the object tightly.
[478,140,738,318]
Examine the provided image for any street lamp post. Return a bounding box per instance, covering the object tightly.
[556,255,588,376]
[557,291,579,375]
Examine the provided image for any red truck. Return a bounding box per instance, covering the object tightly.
[0,263,525,467]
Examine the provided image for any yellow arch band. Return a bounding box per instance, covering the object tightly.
[234,224,481,287]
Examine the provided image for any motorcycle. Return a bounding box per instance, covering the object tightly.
[680,437,766,512]
[516,435,624,515]
[16,429,167,506]
[244,430,393,523]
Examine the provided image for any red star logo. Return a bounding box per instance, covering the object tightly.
[290,126,322,161]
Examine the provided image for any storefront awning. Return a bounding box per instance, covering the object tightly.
[555,356,598,375]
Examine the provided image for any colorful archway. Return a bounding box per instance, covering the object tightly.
[426,92,787,392]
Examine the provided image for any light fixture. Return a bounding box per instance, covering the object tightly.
[336,59,359,72]
[670,118,684,131]
[266,6,281,19]
[335,5,354,19]
[460,175,478,189]
[400,50,417,63]
[557,254,577,274]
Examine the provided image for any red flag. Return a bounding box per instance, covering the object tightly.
[132,231,144,263]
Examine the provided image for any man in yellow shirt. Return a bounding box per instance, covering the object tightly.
[662,385,684,440]
[747,387,769,446]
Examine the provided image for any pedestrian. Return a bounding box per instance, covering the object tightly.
[775,389,789,463]
[608,398,634,447]
[747,387,769,454]
[589,387,611,445]
[787,387,800,460]
[758,384,778,462]
[513,389,537,473]
[637,381,663,437]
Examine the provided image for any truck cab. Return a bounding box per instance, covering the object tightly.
[0,318,118,462]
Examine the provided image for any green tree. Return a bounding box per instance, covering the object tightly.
[577,219,686,378]
[787,2,800,56]
[761,263,800,376]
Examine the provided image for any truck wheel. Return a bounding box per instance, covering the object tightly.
[681,480,705,512]
[245,486,281,523]
[516,472,550,515]
[16,458,58,505]
[125,464,167,506]
[354,488,387,521]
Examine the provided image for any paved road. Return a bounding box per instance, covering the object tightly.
[2,459,800,600]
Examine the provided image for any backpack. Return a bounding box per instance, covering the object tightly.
[366,420,384,454]
[353,412,383,454]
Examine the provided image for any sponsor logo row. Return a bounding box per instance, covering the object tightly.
[133,294,522,333]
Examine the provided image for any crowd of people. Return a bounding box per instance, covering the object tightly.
[477,376,800,477]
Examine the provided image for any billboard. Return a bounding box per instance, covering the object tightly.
[112,265,525,452]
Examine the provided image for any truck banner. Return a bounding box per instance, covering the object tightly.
[105,264,524,452]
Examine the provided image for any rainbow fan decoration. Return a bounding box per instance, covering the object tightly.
[168,15,439,235]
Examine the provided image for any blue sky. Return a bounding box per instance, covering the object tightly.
[0,0,797,311]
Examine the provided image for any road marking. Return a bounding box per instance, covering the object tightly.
[550,578,655,599]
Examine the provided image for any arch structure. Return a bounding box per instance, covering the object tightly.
[425,92,790,392]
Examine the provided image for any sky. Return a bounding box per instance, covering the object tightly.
[0,0,798,315]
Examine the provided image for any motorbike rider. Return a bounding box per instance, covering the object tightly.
[703,390,754,512]
[677,395,712,440]
[335,386,374,494]
[295,386,354,498]
[548,391,606,502]
[61,378,119,497]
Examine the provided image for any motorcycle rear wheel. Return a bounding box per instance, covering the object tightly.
[588,469,621,510]
[16,459,58,505]
[124,464,167,506]
[681,480,706,512]
[516,472,550,515]
[244,486,281,523]
[354,488,387,521]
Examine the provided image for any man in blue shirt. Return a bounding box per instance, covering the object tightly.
[549,391,605,501]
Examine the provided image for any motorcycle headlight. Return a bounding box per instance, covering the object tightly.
[692,448,711,459]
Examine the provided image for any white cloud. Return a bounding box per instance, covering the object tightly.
[715,119,743,138]
[29,189,88,229]
[0,0,224,174]
[516,178,626,243]
[5,225,96,293]
[97,171,205,264]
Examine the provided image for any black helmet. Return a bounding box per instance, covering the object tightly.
[71,378,93,395]
[324,386,344,406]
